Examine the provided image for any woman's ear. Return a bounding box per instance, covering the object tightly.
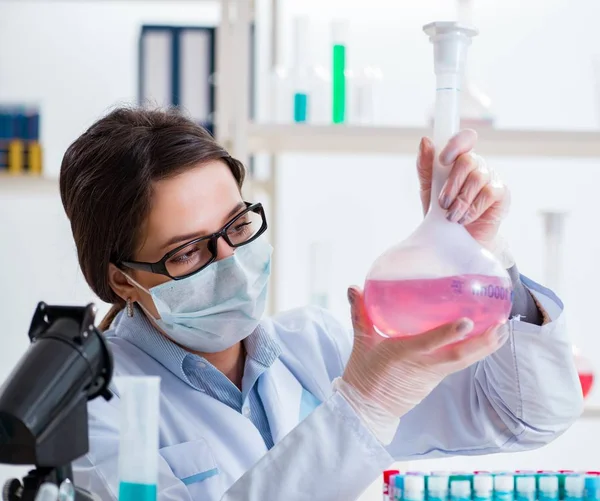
[108,263,142,303]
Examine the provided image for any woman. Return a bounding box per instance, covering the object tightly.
[61,107,581,501]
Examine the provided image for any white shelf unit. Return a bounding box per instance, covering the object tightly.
[0,174,58,194]
[247,123,600,158]
[581,407,600,419]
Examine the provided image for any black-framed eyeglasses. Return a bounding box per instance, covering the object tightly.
[121,202,267,280]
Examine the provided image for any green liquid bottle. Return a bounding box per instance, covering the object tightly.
[331,20,348,124]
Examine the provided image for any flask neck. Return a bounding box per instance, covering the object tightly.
[429,73,461,219]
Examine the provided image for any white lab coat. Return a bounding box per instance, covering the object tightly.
[73,277,582,501]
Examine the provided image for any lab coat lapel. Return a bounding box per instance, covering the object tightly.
[257,358,303,443]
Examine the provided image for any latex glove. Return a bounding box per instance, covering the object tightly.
[417,130,514,268]
[334,286,508,445]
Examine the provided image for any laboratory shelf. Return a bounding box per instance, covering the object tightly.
[581,406,600,419]
[0,173,59,194]
[247,123,600,158]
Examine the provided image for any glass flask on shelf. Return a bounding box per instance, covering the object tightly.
[266,64,327,124]
[573,346,594,399]
[347,65,384,126]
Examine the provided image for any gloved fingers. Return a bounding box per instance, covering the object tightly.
[347,286,378,347]
[444,154,491,223]
[431,322,507,368]
[400,318,474,353]
[493,321,511,347]
[416,137,435,214]
[457,176,509,226]
[438,151,484,211]
[438,129,478,166]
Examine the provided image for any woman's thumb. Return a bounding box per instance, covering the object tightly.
[347,286,376,338]
[416,137,434,215]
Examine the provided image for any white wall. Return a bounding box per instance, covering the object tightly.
[1,0,599,499]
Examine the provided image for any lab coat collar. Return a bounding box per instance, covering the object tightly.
[114,305,193,385]
[113,306,282,389]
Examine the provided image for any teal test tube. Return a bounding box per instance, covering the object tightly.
[291,17,311,123]
[565,476,585,501]
[405,474,426,501]
[474,475,493,501]
[494,474,515,501]
[450,474,473,488]
[428,475,449,501]
[451,480,472,501]
[560,474,578,500]
[585,476,600,501]
[389,474,399,501]
[539,476,559,501]
[117,376,160,501]
[516,476,536,501]
[394,474,405,501]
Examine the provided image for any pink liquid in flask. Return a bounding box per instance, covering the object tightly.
[364,274,513,338]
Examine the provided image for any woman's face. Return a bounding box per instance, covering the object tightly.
[109,160,244,319]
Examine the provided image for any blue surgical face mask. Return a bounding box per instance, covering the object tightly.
[126,237,272,353]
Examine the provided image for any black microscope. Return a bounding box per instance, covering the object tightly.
[0,303,113,501]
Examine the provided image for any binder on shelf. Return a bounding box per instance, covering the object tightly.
[0,105,43,176]
[139,25,216,135]
[0,110,9,171]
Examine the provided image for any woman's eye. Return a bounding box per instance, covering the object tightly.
[172,248,201,264]
[232,222,252,234]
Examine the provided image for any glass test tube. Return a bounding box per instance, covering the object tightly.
[349,66,383,125]
[292,16,311,123]
[117,376,161,501]
[331,20,348,124]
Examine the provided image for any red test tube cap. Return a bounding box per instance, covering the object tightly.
[384,470,400,484]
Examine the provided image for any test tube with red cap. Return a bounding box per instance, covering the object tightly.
[383,470,400,501]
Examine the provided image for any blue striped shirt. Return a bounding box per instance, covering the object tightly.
[112,307,281,449]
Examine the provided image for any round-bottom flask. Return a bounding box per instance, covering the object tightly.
[365,216,512,338]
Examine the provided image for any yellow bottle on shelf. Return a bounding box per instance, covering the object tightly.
[28,142,42,175]
[8,140,24,175]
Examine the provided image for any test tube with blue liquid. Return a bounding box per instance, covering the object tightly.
[117,376,160,501]
[538,475,559,501]
[404,474,426,501]
[516,476,536,501]
[565,476,585,501]
[291,17,311,123]
[393,474,404,501]
[427,474,449,501]
[585,476,600,501]
[474,474,493,501]
[494,474,514,501]
[451,480,472,501]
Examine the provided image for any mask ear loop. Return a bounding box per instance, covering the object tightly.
[120,269,152,295]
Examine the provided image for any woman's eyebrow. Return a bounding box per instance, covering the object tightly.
[160,201,247,251]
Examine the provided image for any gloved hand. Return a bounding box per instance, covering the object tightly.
[333,286,508,445]
[416,129,514,268]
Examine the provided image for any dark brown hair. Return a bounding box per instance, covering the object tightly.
[59,107,245,330]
